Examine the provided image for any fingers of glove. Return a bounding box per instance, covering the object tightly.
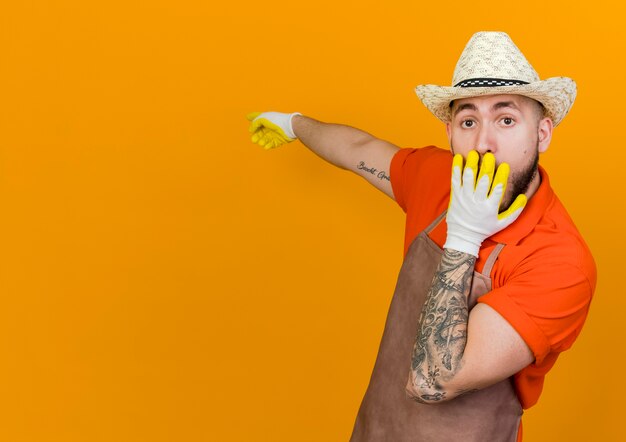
[263,119,293,140]
[492,162,510,191]
[491,162,510,204]
[266,128,290,143]
[250,127,269,143]
[248,116,269,133]
[451,154,463,187]
[475,174,492,201]
[497,193,527,224]
[263,138,275,150]
[259,129,275,147]
[251,127,284,146]
[266,129,289,143]
[265,136,286,150]
[249,118,293,144]
[250,131,262,143]
[449,154,463,208]
[464,150,479,187]
[266,132,290,149]
[462,164,477,199]
[477,153,496,191]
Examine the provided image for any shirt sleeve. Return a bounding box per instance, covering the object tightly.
[390,146,452,213]
[478,259,594,365]
[390,148,415,213]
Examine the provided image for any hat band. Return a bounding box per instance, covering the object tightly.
[454,78,530,88]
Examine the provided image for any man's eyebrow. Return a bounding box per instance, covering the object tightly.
[492,101,521,112]
[452,103,477,117]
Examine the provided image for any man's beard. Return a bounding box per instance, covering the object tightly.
[501,145,539,211]
[450,140,540,212]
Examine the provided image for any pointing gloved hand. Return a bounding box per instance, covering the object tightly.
[246,111,302,150]
[444,150,527,257]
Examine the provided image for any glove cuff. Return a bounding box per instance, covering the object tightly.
[286,112,302,139]
[443,233,482,257]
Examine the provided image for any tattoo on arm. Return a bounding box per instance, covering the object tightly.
[357,161,390,181]
[407,249,476,403]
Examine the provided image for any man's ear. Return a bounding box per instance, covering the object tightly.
[446,122,452,143]
[538,117,553,153]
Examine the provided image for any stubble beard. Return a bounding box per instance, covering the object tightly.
[501,143,539,211]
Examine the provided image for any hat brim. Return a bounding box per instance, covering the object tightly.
[415,77,576,127]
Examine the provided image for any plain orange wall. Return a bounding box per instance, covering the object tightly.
[1,1,623,440]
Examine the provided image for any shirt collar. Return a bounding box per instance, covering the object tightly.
[490,165,554,246]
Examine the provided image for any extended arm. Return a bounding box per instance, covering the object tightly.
[247,112,399,199]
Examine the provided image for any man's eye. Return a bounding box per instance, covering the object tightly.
[462,120,474,128]
[502,117,514,125]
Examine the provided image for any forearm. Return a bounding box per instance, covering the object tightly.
[291,114,377,169]
[406,249,476,403]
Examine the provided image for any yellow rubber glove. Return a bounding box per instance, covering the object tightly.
[246,111,302,150]
[444,151,527,257]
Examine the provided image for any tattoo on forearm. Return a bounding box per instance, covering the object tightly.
[357,161,390,181]
[408,249,476,403]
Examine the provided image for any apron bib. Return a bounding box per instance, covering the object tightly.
[350,212,522,442]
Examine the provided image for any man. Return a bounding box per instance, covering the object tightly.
[246,32,596,441]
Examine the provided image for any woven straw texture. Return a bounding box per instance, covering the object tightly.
[415,32,576,126]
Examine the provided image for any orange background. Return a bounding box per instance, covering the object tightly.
[1,1,623,440]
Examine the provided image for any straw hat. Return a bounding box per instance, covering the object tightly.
[415,32,576,126]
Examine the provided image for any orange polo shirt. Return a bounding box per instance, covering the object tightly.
[390,146,597,411]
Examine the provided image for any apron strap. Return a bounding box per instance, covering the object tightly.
[481,243,506,277]
[424,210,447,234]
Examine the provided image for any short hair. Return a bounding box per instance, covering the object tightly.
[532,99,546,121]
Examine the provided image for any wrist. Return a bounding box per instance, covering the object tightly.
[286,112,303,139]
[443,231,482,257]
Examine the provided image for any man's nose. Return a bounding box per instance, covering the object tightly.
[475,125,496,154]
